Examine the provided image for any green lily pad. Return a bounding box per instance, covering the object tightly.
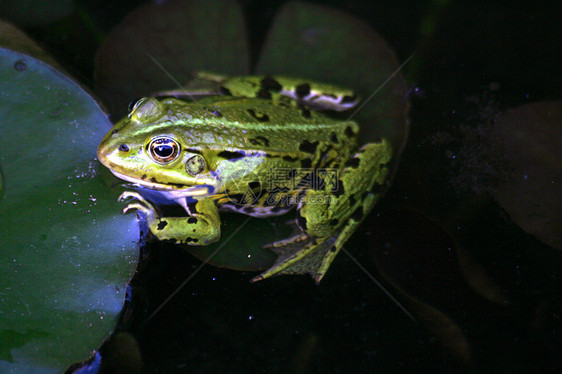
[0,24,137,372]
[93,0,408,272]
[492,101,562,250]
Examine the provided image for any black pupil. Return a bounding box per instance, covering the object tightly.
[154,144,174,158]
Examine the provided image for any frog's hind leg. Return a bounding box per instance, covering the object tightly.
[255,139,392,283]
[313,140,392,281]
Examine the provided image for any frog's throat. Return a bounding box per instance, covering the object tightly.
[110,170,219,197]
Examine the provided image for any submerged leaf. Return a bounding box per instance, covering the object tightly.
[255,1,409,163]
[492,101,562,250]
[94,0,250,118]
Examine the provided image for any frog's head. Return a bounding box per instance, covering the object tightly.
[98,97,267,198]
[97,97,221,197]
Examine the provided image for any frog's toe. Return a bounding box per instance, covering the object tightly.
[122,202,154,218]
[263,234,308,249]
[118,191,143,203]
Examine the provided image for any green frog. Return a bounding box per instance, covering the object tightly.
[97,73,392,283]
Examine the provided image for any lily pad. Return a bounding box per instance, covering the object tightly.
[94,0,250,119]
[0,24,137,372]
[255,1,409,161]
[492,101,562,250]
[94,0,408,272]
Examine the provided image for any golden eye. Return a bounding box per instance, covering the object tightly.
[148,136,180,164]
[185,154,206,176]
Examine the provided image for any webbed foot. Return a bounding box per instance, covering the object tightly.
[253,235,337,284]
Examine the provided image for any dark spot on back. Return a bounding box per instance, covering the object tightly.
[157,221,168,230]
[299,140,319,153]
[256,89,272,99]
[247,109,270,122]
[187,217,198,224]
[345,157,361,168]
[141,174,147,180]
[249,181,261,190]
[218,150,244,159]
[283,156,298,162]
[295,83,311,98]
[260,77,282,92]
[301,158,312,168]
[345,126,355,138]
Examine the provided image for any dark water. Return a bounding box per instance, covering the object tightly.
[16,0,562,372]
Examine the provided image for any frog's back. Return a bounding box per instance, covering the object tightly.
[162,96,359,155]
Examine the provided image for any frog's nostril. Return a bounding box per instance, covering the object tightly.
[118,144,129,152]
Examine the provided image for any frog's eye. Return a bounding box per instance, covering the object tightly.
[148,136,180,164]
[185,154,206,176]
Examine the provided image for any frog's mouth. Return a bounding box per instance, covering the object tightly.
[110,170,219,197]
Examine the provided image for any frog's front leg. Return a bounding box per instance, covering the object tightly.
[255,140,391,283]
[119,191,221,245]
